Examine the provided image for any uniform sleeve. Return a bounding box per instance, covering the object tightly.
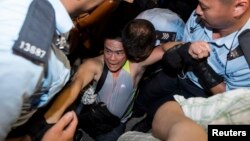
[0,54,43,140]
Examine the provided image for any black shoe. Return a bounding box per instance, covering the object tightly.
[131,117,152,133]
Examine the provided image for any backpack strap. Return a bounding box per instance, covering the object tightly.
[95,63,108,93]
[75,63,108,115]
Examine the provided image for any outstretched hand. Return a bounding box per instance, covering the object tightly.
[41,111,78,141]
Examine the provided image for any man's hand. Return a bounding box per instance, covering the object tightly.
[188,41,211,59]
[162,41,224,92]
[41,111,78,141]
[162,41,211,68]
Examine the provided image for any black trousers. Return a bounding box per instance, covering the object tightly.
[133,70,210,119]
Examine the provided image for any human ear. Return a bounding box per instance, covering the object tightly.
[233,0,249,18]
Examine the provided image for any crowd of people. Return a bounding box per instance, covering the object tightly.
[1,0,250,141]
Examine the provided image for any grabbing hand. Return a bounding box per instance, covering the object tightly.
[188,41,211,59]
[41,111,78,141]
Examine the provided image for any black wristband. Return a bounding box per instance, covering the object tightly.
[193,60,224,89]
[162,42,194,69]
[162,43,183,69]
[177,42,197,65]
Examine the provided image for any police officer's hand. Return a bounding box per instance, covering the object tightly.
[41,111,78,141]
[188,41,211,59]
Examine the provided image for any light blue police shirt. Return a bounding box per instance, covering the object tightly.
[0,0,73,140]
[182,11,250,91]
[135,8,185,45]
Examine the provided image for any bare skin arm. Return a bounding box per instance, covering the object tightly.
[44,79,83,123]
[76,0,120,30]
[68,0,120,52]
[209,83,226,94]
[161,42,183,52]
[45,56,103,123]
[152,101,207,141]
[132,42,185,85]
[61,0,105,18]
[42,111,78,141]
[138,42,182,68]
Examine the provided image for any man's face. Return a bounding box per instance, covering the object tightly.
[104,39,127,72]
[195,0,235,29]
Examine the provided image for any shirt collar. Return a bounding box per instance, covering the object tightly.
[48,0,74,34]
[204,25,242,49]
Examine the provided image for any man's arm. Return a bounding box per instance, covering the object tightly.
[75,0,120,30]
[152,101,207,141]
[44,78,83,123]
[138,42,181,67]
[186,42,226,93]
[161,41,226,94]
[42,111,78,141]
[45,57,102,123]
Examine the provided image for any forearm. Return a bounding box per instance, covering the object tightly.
[44,81,82,123]
[152,102,179,140]
[77,0,119,30]
[192,60,224,94]
[161,42,183,52]
[210,82,226,94]
[165,119,207,141]
[152,101,207,141]
[162,42,224,94]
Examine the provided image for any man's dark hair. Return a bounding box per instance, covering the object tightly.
[122,19,156,62]
[103,23,123,42]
